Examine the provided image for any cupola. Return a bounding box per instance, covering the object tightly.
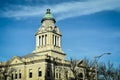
[41,9,56,23]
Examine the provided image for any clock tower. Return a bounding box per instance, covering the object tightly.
[33,9,65,60]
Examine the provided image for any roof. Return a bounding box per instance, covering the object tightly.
[41,9,56,23]
[22,53,37,58]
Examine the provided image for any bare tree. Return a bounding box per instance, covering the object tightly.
[115,65,120,80]
[98,61,120,80]
[83,58,96,80]
[70,58,78,80]
[83,57,94,68]
[69,58,96,80]
[0,61,15,80]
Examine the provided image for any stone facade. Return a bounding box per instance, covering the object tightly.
[0,9,96,80]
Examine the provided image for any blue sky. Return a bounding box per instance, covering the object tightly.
[0,0,120,66]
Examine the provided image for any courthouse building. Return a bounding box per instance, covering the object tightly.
[0,9,96,80]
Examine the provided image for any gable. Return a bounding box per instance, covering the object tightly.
[77,60,86,67]
[10,56,23,65]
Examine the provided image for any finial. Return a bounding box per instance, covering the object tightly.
[46,9,51,14]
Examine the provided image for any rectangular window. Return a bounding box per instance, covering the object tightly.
[12,74,14,79]
[15,73,17,79]
[19,73,21,79]
[29,72,32,78]
[47,68,50,77]
[19,70,22,79]
[38,68,42,77]
[29,69,32,78]
[56,73,58,78]
[59,73,61,78]
[38,71,42,77]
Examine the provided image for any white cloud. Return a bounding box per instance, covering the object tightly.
[53,0,120,21]
[1,0,120,20]
[63,29,120,39]
[67,49,72,52]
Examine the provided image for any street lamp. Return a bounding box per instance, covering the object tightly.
[94,53,111,80]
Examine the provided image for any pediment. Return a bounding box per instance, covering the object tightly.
[77,60,86,67]
[10,56,23,65]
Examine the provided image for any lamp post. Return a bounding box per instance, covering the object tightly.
[94,53,111,80]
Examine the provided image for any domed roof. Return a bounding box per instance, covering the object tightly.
[41,9,56,23]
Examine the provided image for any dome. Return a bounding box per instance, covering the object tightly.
[41,9,56,23]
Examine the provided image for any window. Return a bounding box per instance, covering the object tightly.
[15,71,17,79]
[42,35,44,46]
[78,73,83,80]
[19,70,22,79]
[29,69,32,78]
[29,73,32,78]
[57,36,58,46]
[45,35,47,45]
[43,35,45,45]
[56,73,58,78]
[38,68,42,77]
[19,73,21,79]
[59,73,61,78]
[47,68,50,77]
[12,74,14,79]
[39,36,41,46]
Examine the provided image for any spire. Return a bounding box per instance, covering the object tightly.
[41,9,56,23]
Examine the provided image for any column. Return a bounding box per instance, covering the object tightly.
[39,36,41,46]
[56,36,58,46]
[53,35,56,46]
[36,36,39,47]
[59,37,61,47]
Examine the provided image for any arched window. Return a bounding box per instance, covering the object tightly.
[42,35,45,46]
[78,73,83,80]
[39,36,41,46]
[45,35,47,45]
